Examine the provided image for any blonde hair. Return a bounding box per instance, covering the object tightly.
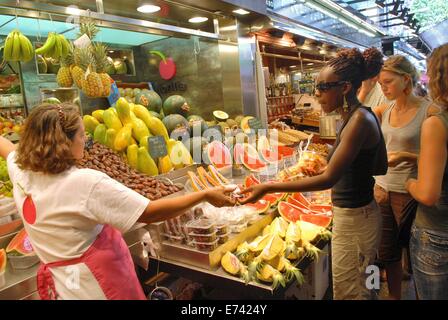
[427,44,448,109]
[382,55,419,88]
[16,103,81,174]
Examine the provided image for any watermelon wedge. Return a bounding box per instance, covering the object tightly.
[0,249,6,273]
[300,214,332,228]
[278,201,309,223]
[205,141,232,169]
[277,146,295,158]
[262,193,286,206]
[6,228,34,256]
[244,199,271,214]
[310,204,332,212]
[244,174,260,188]
[291,192,312,207]
[258,136,282,163]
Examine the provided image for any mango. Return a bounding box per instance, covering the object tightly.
[127,144,139,169]
[116,97,133,125]
[104,128,117,150]
[83,115,100,135]
[92,110,104,123]
[131,117,150,142]
[103,109,123,131]
[158,155,173,174]
[133,104,169,142]
[139,135,149,151]
[93,124,107,145]
[114,124,132,152]
[137,147,159,176]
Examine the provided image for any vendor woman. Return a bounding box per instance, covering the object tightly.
[0,103,235,300]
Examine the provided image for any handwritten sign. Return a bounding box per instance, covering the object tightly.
[248,118,263,130]
[148,136,167,159]
[107,81,120,106]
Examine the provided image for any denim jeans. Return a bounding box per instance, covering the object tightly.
[410,224,448,300]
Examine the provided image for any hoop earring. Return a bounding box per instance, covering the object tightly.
[343,95,349,112]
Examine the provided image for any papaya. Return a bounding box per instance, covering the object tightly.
[133,104,169,142]
[83,115,100,135]
[137,147,159,176]
[127,144,139,169]
[130,137,137,145]
[139,135,149,151]
[92,110,104,123]
[114,124,132,152]
[158,155,173,174]
[103,109,123,131]
[6,229,34,256]
[131,117,150,142]
[93,124,107,145]
[108,107,118,116]
[116,97,133,125]
[104,128,117,150]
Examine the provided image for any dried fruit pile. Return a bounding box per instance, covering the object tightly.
[76,142,182,200]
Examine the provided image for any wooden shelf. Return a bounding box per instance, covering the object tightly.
[267,95,294,99]
[291,116,320,128]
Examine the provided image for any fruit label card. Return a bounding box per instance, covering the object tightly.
[148,136,168,159]
[74,34,91,49]
[107,81,120,106]
[248,118,263,130]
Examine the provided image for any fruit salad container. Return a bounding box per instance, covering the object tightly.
[217,232,231,244]
[192,239,219,252]
[161,233,184,245]
[8,253,40,270]
[215,224,229,236]
[230,221,248,234]
[185,218,216,235]
[188,231,217,243]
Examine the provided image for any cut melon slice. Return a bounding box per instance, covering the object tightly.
[244,199,271,214]
[241,143,267,172]
[258,135,282,163]
[6,228,34,256]
[278,201,311,223]
[277,146,295,158]
[244,174,260,188]
[188,171,207,191]
[197,166,221,187]
[208,165,230,185]
[291,192,312,207]
[300,214,332,228]
[0,249,6,273]
[204,140,232,169]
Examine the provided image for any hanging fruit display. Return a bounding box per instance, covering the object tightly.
[56,42,74,87]
[34,32,70,60]
[3,30,34,62]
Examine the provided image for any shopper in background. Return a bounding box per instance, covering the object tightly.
[240,47,388,300]
[406,44,448,300]
[373,55,440,300]
[0,103,235,300]
[358,53,390,109]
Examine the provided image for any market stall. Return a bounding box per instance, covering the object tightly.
[0,0,334,300]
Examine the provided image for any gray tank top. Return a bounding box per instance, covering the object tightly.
[375,100,431,193]
[415,111,448,231]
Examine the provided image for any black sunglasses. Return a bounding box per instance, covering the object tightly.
[315,81,348,92]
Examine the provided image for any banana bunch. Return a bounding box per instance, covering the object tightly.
[3,29,34,62]
[35,32,70,60]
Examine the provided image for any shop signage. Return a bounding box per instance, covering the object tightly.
[266,0,274,10]
[107,81,120,106]
[154,81,188,94]
[148,136,168,159]
[248,118,263,130]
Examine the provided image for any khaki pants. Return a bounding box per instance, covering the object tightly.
[331,200,382,300]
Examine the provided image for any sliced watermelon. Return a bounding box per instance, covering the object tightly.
[277,146,295,158]
[244,174,260,188]
[0,249,6,273]
[300,214,332,228]
[205,141,232,169]
[241,151,267,172]
[291,192,312,207]
[278,201,309,223]
[262,193,286,206]
[233,143,244,165]
[244,199,271,214]
[287,196,311,210]
[6,228,34,256]
[258,136,282,163]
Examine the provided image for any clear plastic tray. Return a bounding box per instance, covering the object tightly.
[217,232,231,244]
[161,233,185,245]
[192,239,219,252]
[188,231,217,243]
[8,254,40,270]
[215,224,229,236]
[185,218,216,235]
[230,221,248,234]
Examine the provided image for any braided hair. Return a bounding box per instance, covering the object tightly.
[327,47,384,91]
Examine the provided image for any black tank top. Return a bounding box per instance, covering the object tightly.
[327,107,384,208]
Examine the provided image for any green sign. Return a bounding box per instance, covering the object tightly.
[248,118,263,130]
[148,136,168,159]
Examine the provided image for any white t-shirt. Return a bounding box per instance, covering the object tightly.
[6,151,150,299]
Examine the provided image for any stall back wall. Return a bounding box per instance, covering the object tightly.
[140,37,243,118]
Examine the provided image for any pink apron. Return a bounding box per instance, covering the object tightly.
[37,225,146,300]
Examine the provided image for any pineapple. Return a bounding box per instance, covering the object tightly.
[77,17,99,40]
[75,47,103,97]
[93,43,112,97]
[57,42,74,87]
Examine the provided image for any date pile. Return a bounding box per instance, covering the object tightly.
[77,142,182,200]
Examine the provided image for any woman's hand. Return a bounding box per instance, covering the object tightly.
[204,186,236,207]
[238,184,269,205]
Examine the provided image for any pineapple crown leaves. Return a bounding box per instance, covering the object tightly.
[74,46,97,72]
[77,17,99,41]
[60,41,75,67]
[92,42,108,73]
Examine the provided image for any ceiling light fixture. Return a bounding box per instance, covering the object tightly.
[137,4,161,13]
[232,9,250,15]
[188,17,209,23]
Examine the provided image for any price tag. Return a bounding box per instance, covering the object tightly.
[248,118,263,130]
[73,34,91,49]
[148,136,168,159]
[107,81,120,106]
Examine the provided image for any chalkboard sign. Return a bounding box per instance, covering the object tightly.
[107,81,120,106]
[148,136,168,159]
[248,118,263,130]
